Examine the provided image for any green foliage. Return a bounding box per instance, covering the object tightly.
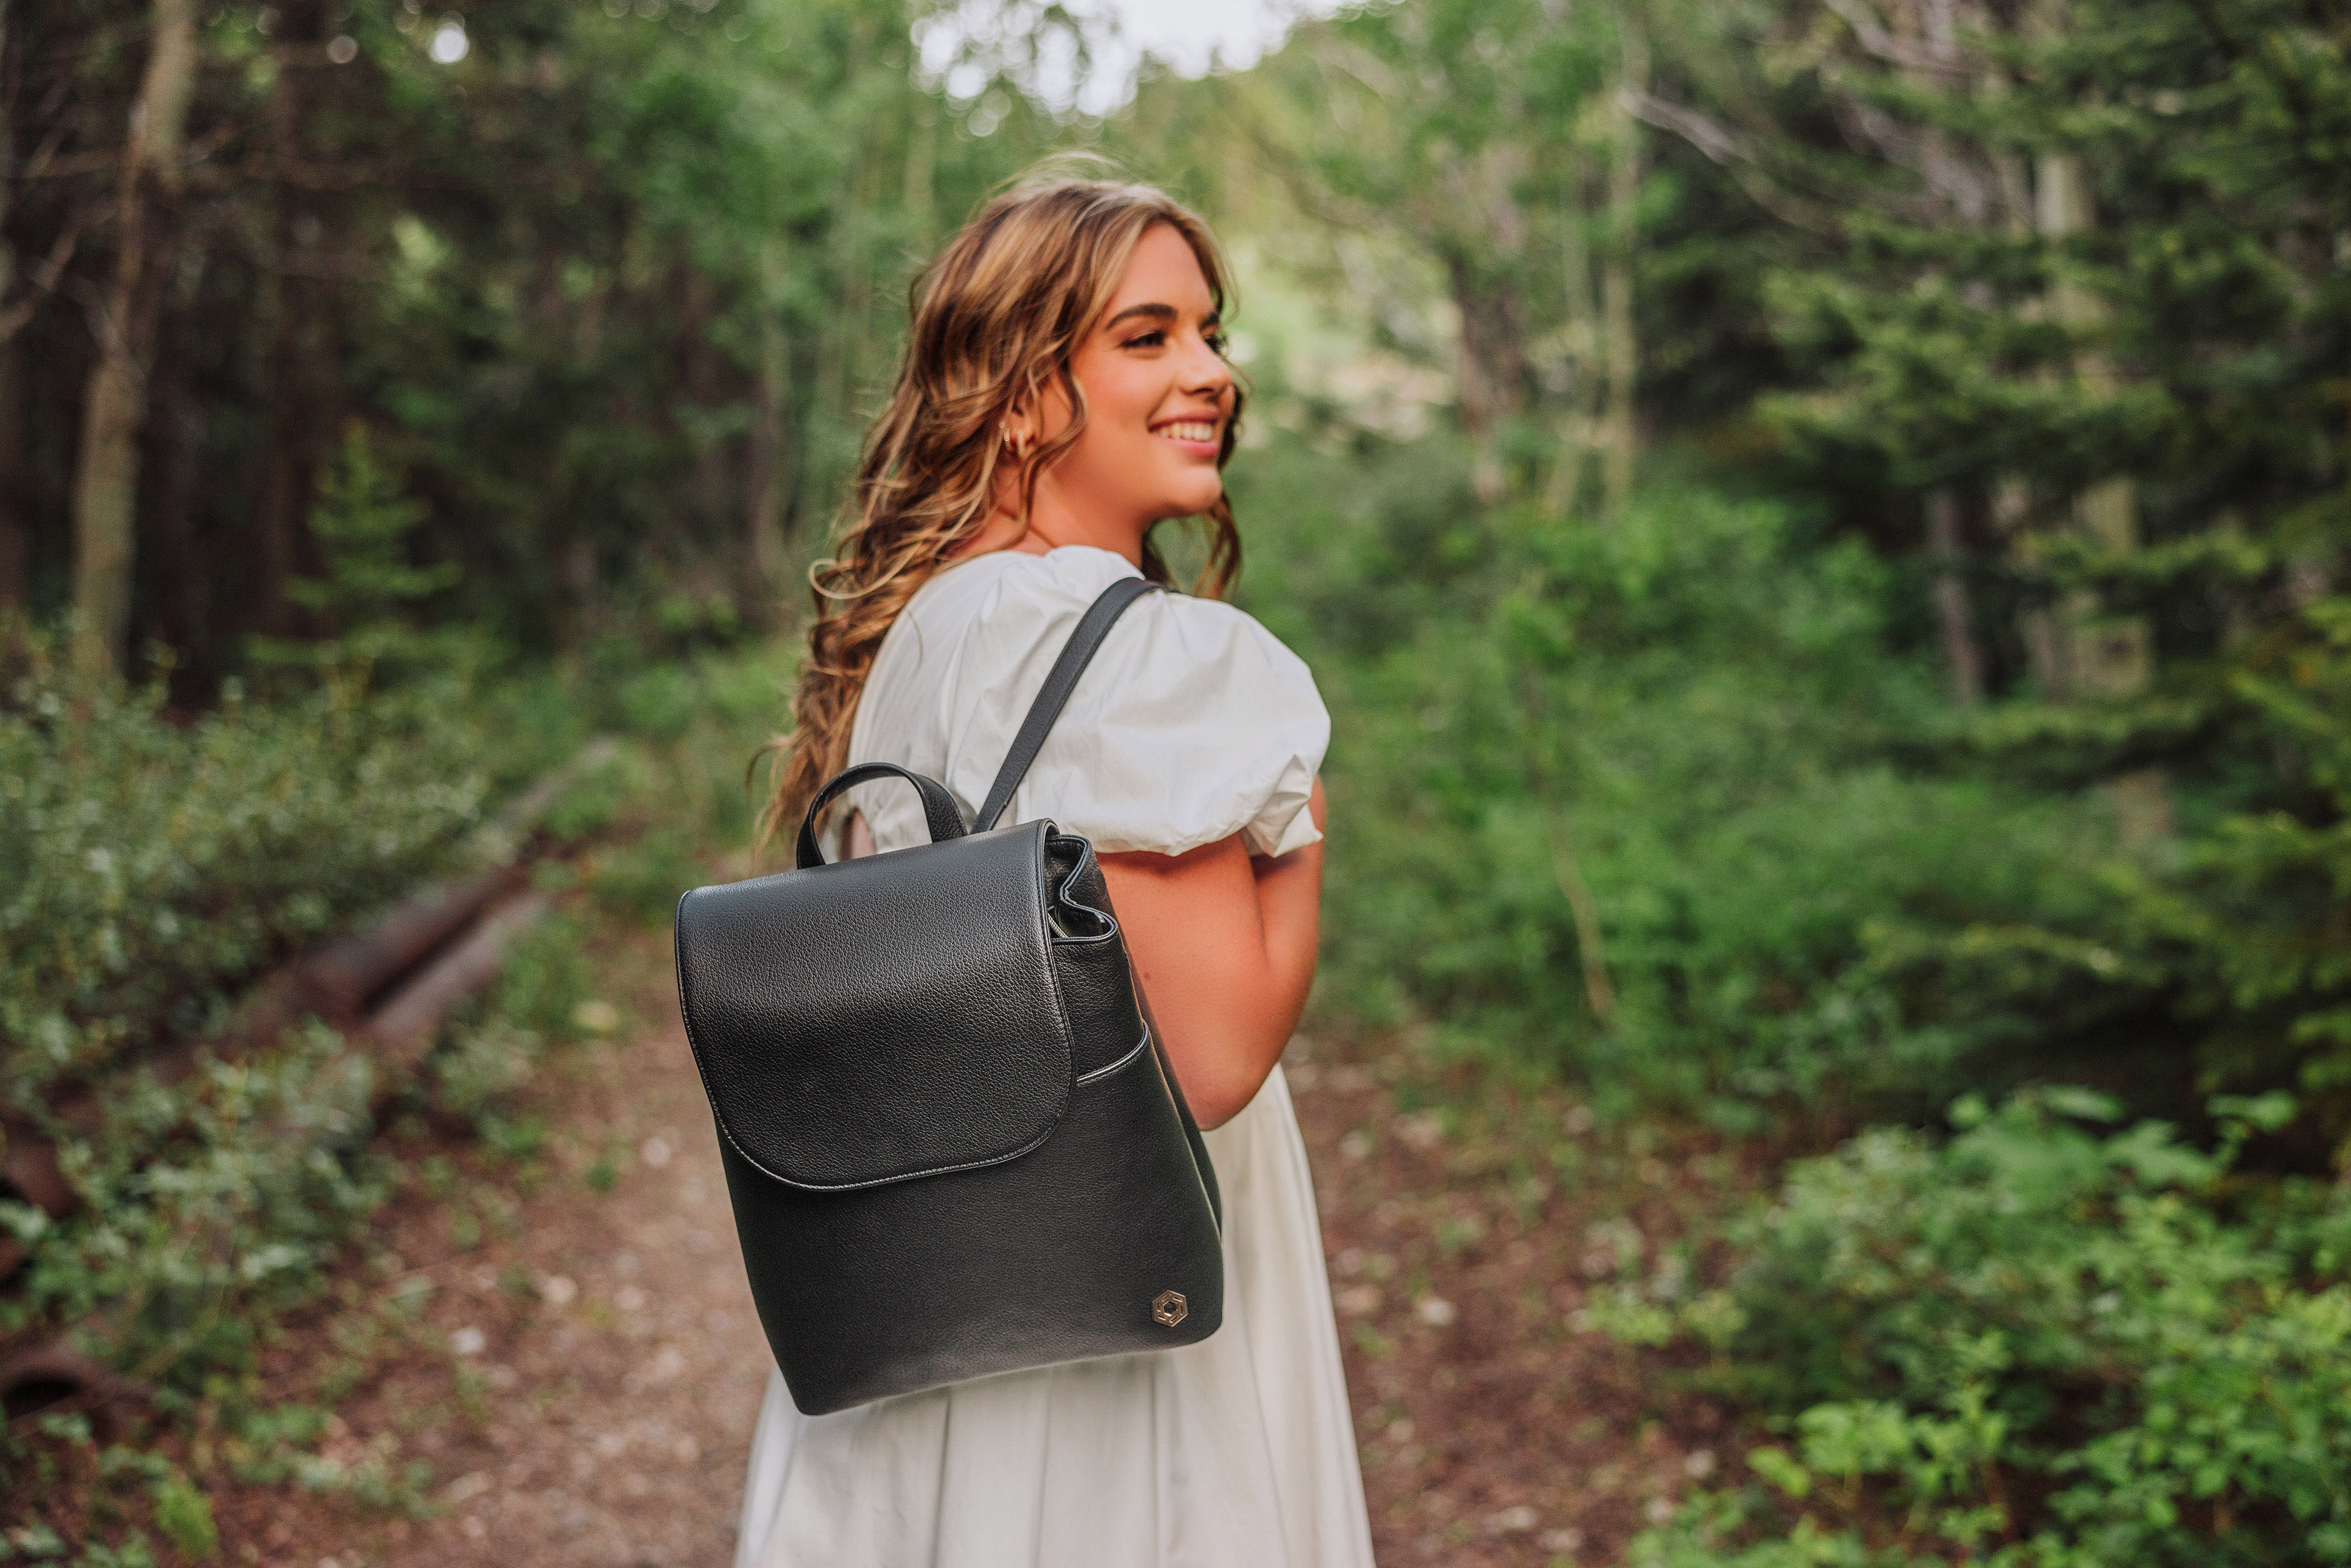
[0,632,491,1098]
[1276,458,2103,1120]
[571,642,800,923]
[148,1473,217,1561]
[0,624,769,1525]
[0,623,784,1433]
[249,425,472,684]
[1878,571,2351,1137]
[5,1022,391,1390]
[486,913,598,1040]
[430,1019,545,1126]
[1756,0,2351,519]
[590,828,712,927]
[1623,1091,2351,1566]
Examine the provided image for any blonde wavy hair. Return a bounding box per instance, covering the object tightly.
[757,170,1245,848]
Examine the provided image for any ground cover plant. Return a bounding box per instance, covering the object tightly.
[1616,1089,2351,1566]
[0,628,790,1556]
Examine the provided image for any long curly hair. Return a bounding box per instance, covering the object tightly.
[756,170,1245,849]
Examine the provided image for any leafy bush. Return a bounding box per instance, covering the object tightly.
[1253,436,2347,1146]
[1,629,787,1418]
[0,630,500,1418]
[1274,472,2104,1122]
[0,633,494,1099]
[3,1022,392,1392]
[484,912,598,1039]
[1623,1090,2351,1567]
[430,1018,545,1125]
[568,643,798,921]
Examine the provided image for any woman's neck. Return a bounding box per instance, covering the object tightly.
[952,477,1149,566]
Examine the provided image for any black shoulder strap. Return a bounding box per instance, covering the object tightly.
[973,575,1164,834]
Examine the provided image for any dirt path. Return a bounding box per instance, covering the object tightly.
[214,927,772,1567]
[1283,1043,1727,1563]
[215,927,1724,1567]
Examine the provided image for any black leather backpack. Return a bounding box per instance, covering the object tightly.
[673,577,1224,1415]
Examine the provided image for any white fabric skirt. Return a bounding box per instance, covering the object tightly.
[732,1066,1375,1568]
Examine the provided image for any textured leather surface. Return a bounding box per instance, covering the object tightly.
[1043,834,1147,1079]
[721,1028,1224,1415]
[675,820,1071,1191]
[973,577,1163,833]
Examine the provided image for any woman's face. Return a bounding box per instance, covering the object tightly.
[1021,222,1235,534]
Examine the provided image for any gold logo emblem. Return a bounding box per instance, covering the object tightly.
[1151,1290,1188,1327]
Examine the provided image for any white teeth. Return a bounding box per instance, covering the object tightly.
[1158,422,1217,443]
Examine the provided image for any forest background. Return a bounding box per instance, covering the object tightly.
[5,0,2351,1561]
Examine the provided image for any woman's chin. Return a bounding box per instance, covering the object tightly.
[1153,481,1225,520]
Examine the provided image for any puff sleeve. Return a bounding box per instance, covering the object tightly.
[848,547,1327,859]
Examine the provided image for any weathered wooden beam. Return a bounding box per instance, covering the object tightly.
[302,865,527,1021]
[0,1339,154,1426]
[0,739,611,1236]
[363,891,554,1080]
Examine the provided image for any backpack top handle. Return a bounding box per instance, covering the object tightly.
[795,763,966,869]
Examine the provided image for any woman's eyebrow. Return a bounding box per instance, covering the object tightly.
[1102,303,1223,332]
[1104,302,1178,329]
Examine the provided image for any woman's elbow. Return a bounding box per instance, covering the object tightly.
[1181,1056,1277,1131]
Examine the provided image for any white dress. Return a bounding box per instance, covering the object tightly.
[733,545,1376,1568]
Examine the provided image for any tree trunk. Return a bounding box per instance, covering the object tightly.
[677,264,728,535]
[744,243,793,626]
[0,4,20,615]
[1996,480,2068,696]
[1925,489,1983,706]
[253,0,341,642]
[142,315,206,687]
[1446,248,1528,506]
[1599,22,1646,520]
[1544,159,1600,520]
[70,0,197,675]
[0,336,24,614]
[2038,148,2169,841]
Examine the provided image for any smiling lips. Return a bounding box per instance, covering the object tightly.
[1154,419,1221,446]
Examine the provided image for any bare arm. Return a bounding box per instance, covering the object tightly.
[1098,778,1326,1129]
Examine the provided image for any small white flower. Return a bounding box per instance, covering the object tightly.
[1487,1505,1539,1535]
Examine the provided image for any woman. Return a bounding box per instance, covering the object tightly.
[737,170,1375,1568]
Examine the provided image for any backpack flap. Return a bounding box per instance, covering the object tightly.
[674,820,1072,1192]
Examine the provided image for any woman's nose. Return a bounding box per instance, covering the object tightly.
[1181,332,1233,398]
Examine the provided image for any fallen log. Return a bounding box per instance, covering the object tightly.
[0,873,522,1230]
[1,891,561,1383]
[0,1339,155,1426]
[363,891,555,1080]
[0,737,611,1232]
[302,865,528,1021]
